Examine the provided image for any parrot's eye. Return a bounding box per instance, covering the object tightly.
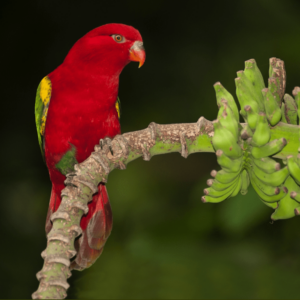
[112,34,125,43]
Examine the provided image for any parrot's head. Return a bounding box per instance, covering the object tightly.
[64,23,145,75]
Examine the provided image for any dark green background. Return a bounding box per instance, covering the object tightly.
[1,0,300,298]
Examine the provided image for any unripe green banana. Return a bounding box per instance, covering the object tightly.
[235,77,260,117]
[262,87,281,126]
[237,70,264,112]
[212,120,242,158]
[202,175,241,203]
[290,191,300,203]
[268,77,281,106]
[240,169,250,195]
[214,82,239,122]
[244,59,266,102]
[230,174,242,197]
[271,176,299,220]
[240,123,253,140]
[287,156,300,185]
[214,169,240,184]
[252,164,289,186]
[261,200,278,209]
[251,138,287,159]
[252,157,281,174]
[275,59,286,100]
[244,105,258,130]
[216,149,243,173]
[292,86,300,119]
[250,171,283,196]
[207,177,237,192]
[251,178,287,203]
[252,113,271,147]
[282,94,297,125]
[217,101,239,141]
[204,175,239,197]
[269,58,286,101]
[281,103,288,123]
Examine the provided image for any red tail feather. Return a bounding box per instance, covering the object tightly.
[46,184,113,270]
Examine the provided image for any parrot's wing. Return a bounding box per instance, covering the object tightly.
[35,76,52,161]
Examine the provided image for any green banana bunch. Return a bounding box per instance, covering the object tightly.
[203,57,299,222]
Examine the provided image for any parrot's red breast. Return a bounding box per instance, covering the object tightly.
[36,23,145,270]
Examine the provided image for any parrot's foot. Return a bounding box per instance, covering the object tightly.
[100,137,114,155]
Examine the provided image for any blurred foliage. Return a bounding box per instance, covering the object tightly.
[1,0,300,298]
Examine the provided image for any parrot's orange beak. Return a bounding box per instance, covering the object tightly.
[129,41,145,68]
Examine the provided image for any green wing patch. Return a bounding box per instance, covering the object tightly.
[35,76,52,161]
[55,144,78,175]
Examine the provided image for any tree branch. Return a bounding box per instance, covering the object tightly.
[32,119,215,299]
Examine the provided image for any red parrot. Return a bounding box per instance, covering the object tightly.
[35,24,145,270]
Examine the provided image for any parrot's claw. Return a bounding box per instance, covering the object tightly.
[99,138,114,156]
[109,146,114,156]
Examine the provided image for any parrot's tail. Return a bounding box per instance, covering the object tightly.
[45,183,113,270]
[45,185,62,234]
[70,183,113,270]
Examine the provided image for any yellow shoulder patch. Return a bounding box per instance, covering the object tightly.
[40,76,52,105]
[40,76,52,136]
[115,100,120,119]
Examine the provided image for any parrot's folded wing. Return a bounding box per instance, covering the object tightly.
[35,76,52,161]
